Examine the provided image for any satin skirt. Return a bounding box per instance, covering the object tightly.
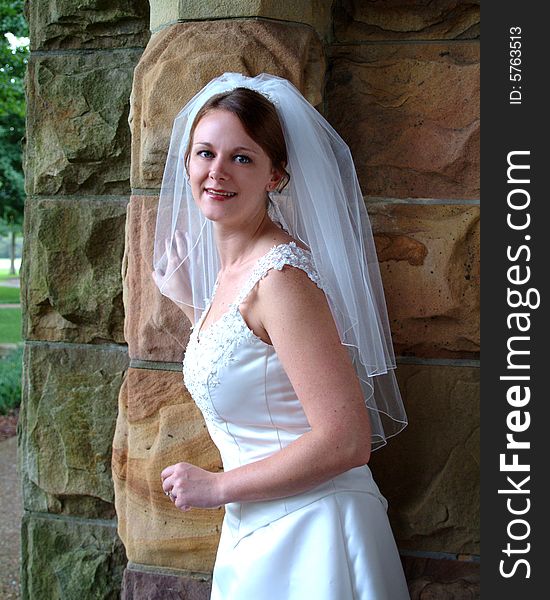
[210,467,410,600]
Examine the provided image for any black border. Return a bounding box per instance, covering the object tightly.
[482,3,547,595]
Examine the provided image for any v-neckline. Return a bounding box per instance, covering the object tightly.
[196,241,295,343]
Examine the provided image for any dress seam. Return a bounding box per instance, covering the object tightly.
[233,488,381,547]
[205,371,225,422]
[333,492,358,600]
[262,345,288,514]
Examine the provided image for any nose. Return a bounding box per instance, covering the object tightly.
[209,156,229,181]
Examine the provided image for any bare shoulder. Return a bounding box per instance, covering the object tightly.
[254,253,370,438]
[255,232,310,258]
[255,260,339,350]
[258,259,324,307]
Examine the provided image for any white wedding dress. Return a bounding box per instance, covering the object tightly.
[183,242,410,600]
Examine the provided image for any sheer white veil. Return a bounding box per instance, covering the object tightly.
[153,72,407,449]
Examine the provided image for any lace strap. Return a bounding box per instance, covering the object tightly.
[234,241,324,307]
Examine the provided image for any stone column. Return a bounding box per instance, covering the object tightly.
[112,1,328,597]
[328,1,480,596]
[19,2,149,599]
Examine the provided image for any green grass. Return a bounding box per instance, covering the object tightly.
[0,286,20,304]
[0,308,22,343]
[0,267,21,303]
[0,346,23,415]
[0,267,23,413]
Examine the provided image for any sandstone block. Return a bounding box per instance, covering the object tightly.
[131,19,324,188]
[20,513,126,600]
[21,198,127,344]
[25,50,141,195]
[112,368,222,573]
[150,0,331,39]
[26,0,150,50]
[369,202,479,359]
[328,43,479,199]
[404,555,479,599]
[334,0,480,42]
[121,567,211,600]
[123,195,189,362]
[18,342,129,517]
[370,362,479,554]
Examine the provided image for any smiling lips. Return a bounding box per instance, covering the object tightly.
[205,188,236,199]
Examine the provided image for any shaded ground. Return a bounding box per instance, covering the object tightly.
[0,268,22,596]
[0,270,22,597]
[0,432,22,599]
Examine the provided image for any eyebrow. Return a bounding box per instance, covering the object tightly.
[192,142,259,154]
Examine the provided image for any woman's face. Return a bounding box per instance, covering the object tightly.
[188,109,280,226]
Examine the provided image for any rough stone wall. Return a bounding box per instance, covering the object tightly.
[19,1,150,599]
[331,1,480,596]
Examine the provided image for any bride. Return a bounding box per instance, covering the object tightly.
[154,73,409,600]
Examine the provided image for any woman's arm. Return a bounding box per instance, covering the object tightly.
[161,265,372,510]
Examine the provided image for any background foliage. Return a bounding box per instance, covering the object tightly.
[0,0,27,233]
[0,344,22,414]
[0,1,26,411]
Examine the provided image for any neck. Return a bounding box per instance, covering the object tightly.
[213,208,278,271]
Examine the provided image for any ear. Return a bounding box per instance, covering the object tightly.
[267,168,283,191]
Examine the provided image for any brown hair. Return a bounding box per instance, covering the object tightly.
[184,87,290,191]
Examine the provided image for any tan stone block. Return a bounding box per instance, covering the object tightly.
[25,51,141,196]
[19,342,129,517]
[123,195,189,361]
[370,363,479,554]
[369,202,479,359]
[334,0,480,42]
[21,514,126,599]
[130,19,324,188]
[112,368,222,572]
[21,198,127,344]
[404,556,479,599]
[26,0,150,50]
[328,43,479,199]
[149,0,332,39]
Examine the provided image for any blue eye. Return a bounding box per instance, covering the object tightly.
[234,155,251,164]
[197,150,214,158]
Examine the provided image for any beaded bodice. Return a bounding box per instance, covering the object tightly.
[182,242,324,468]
